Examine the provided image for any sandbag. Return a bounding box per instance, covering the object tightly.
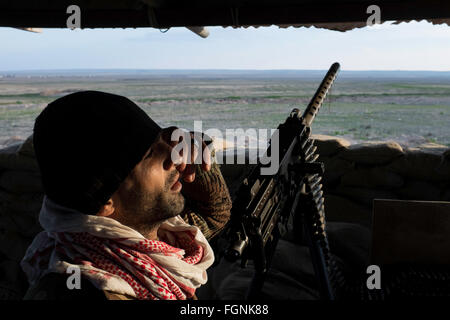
[0,208,42,238]
[324,194,372,226]
[387,148,450,182]
[341,167,404,189]
[0,170,42,193]
[338,141,404,165]
[0,143,39,172]
[0,143,20,160]
[332,185,398,207]
[0,190,43,213]
[395,180,442,201]
[326,222,371,271]
[1,137,24,149]
[416,142,449,156]
[444,149,450,162]
[320,156,355,185]
[17,134,35,158]
[0,259,27,300]
[311,134,351,157]
[0,229,32,262]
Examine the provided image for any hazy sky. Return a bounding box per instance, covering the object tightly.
[2,20,450,71]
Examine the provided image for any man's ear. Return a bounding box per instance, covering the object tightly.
[97,198,115,217]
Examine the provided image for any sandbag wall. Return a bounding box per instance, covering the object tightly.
[0,136,43,299]
[0,134,449,299]
[312,135,450,227]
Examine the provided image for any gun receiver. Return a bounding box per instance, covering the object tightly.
[222,62,341,300]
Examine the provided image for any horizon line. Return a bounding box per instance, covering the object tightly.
[3,68,450,73]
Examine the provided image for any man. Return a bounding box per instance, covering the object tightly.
[21,91,232,300]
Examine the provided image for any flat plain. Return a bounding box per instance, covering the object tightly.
[0,71,449,148]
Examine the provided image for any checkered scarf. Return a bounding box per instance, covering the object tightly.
[21,196,214,300]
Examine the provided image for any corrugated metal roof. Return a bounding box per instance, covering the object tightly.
[1,1,450,31]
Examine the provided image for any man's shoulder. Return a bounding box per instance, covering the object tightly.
[23,272,107,300]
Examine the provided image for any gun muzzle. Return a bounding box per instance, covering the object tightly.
[302,62,340,127]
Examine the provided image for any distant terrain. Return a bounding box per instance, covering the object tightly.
[0,69,449,148]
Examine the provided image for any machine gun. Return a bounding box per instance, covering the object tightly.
[221,62,341,300]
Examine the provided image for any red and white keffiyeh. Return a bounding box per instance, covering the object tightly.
[21,196,214,300]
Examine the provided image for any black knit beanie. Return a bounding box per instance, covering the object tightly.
[33,91,161,214]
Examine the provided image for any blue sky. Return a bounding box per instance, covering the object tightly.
[2,20,450,71]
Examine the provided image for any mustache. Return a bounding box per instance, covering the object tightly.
[166,170,179,189]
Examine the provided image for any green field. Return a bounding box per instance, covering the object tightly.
[0,73,449,148]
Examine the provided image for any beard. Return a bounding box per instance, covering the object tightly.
[114,170,185,236]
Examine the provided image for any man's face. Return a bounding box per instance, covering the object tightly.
[111,127,185,235]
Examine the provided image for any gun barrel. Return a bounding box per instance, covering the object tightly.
[302,62,340,126]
